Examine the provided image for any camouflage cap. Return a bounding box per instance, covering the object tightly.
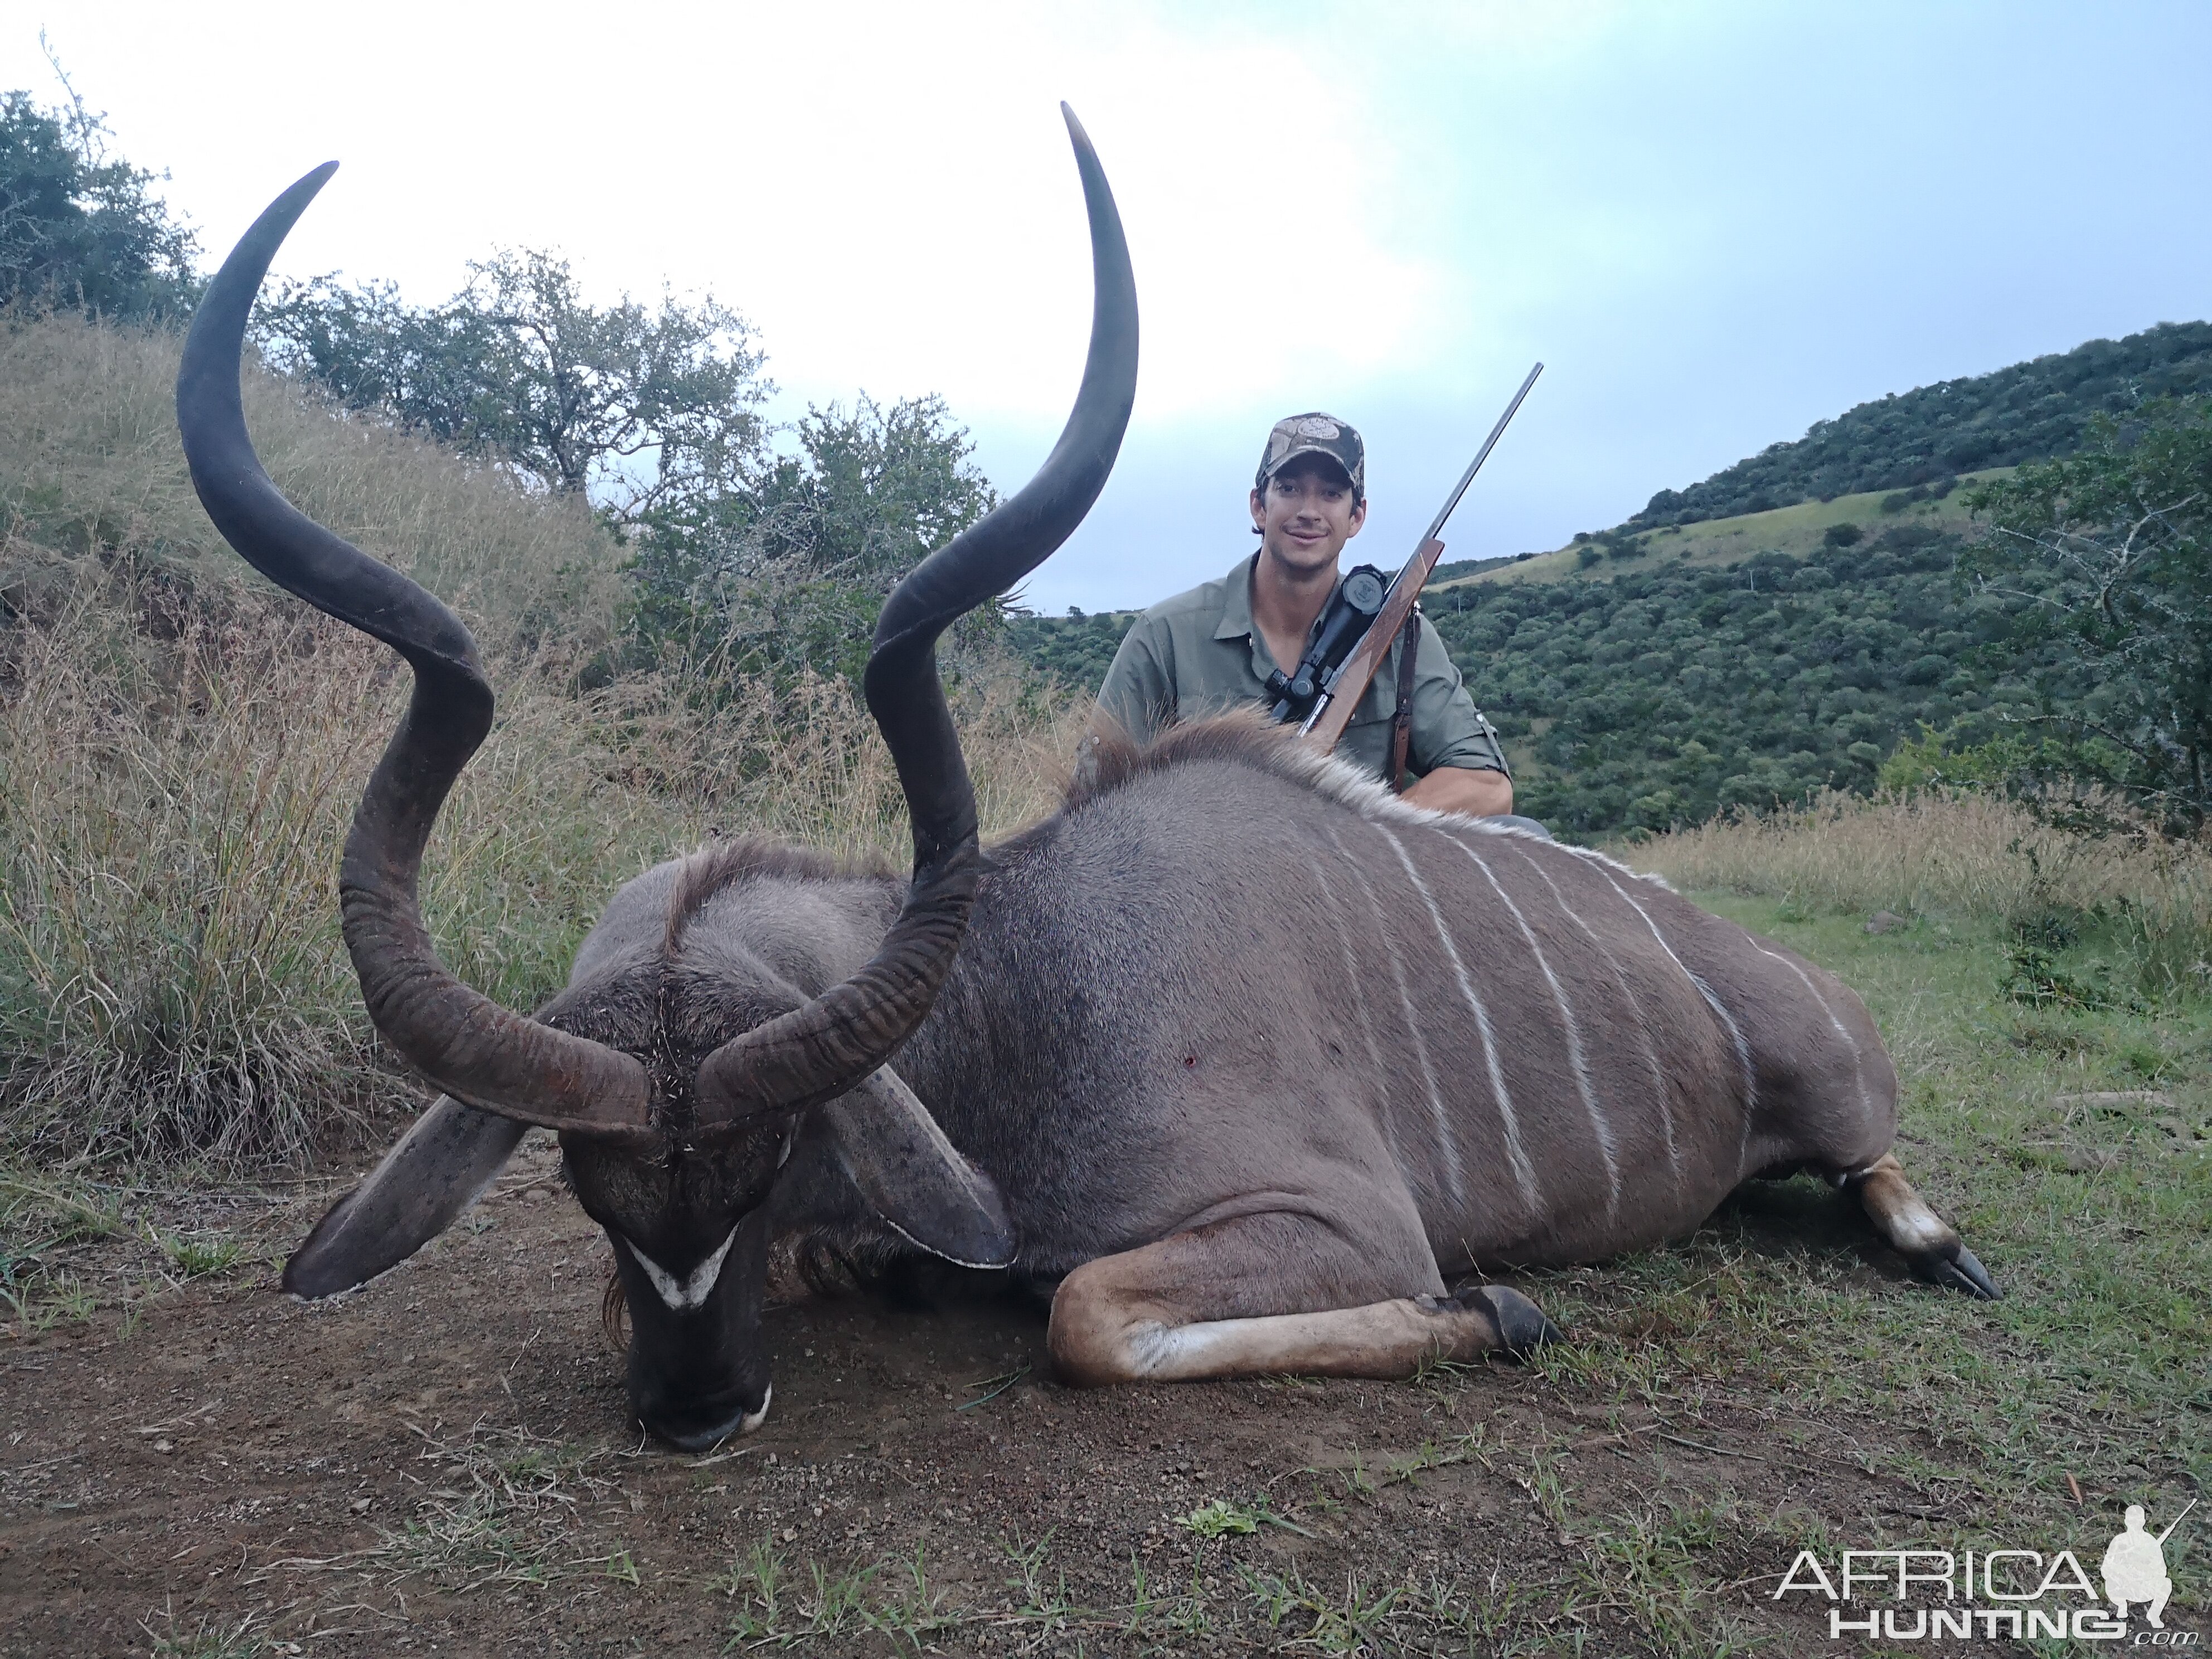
[1255,412,1365,501]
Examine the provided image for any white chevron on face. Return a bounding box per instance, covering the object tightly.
[624,1223,742,1313]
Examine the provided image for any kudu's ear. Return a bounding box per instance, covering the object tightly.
[820,1068,1016,1270]
[283,1097,528,1298]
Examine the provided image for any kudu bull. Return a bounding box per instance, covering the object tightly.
[178,111,1995,1451]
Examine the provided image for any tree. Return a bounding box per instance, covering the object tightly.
[0,71,197,322]
[625,394,998,685]
[1965,399,2212,833]
[257,250,769,522]
[254,224,1000,692]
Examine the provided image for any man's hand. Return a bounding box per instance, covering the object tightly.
[1401,765,1514,818]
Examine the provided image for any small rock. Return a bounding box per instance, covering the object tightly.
[1865,911,1907,935]
[152,1440,173,1455]
[779,1526,798,1543]
[523,1188,550,1204]
[351,1497,372,1514]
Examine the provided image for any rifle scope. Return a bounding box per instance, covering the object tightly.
[1267,564,1388,721]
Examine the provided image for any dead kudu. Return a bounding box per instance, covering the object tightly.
[178,116,1994,1451]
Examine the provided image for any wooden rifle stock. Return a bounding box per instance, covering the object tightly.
[1297,361,1543,758]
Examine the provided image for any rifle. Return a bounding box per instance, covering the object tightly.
[1296,362,1543,759]
[1263,562,1388,721]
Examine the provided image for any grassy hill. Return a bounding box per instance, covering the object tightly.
[1423,508,2073,835]
[1626,319,2212,530]
[1435,471,2005,590]
[1012,327,2212,839]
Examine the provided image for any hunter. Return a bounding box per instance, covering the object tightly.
[1092,412,1514,817]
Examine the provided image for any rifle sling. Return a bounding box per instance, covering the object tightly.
[1389,603,1421,792]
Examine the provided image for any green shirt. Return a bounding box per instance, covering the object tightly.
[1094,554,1508,784]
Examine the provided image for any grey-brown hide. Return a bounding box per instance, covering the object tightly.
[504,707,1978,1433]
[648,714,1905,1307]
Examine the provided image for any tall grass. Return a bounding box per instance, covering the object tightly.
[0,316,1079,1170]
[1633,789,2212,997]
[0,570,1077,1168]
[0,316,623,657]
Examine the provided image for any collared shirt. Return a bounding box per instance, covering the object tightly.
[1094,554,1509,783]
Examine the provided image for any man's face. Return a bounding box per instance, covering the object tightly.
[1249,457,1366,578]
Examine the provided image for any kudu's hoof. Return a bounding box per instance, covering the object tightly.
[1456,1284,1563,1357]
[1914,1243,2001,1301]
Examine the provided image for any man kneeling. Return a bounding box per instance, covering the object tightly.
[1093,411,1512,816]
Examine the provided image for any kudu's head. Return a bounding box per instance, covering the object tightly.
[176,109,1137,1449]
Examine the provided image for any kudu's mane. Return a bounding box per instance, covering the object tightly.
[662,837,897,955]
[1068,709,1451,823]
[1065,709,1669,888]
[662,712,1666,963]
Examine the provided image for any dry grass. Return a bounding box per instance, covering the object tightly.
[0,571,1078,1169]
[0,313,1082,1170]
[1632,788,2212,995]
[0,315,623,658]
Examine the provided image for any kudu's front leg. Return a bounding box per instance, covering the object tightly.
[1046,1208,1557,1386]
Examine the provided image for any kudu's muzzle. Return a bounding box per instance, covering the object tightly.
[613,1211,774,1451]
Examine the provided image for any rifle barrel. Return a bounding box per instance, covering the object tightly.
[1419,361,1544,549]
[1294,363,1544,750]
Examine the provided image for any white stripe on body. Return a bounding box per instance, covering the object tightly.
[1502,842,1683,1188]
[1437,831,1621,1222]
[1373,825,1541,1214]
[1323,826,1463,1210]
[1590,866,1762,1177]
[1751,942,1876,1124]
[1305,859,1406,1166]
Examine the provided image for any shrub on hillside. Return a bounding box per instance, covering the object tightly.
[0,85,196,322]
[625,394,1001,690]
[1966,397,2212,836]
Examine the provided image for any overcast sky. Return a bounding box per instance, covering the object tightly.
[14,2,2211,612]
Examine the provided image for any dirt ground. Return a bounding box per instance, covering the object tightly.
[2,1126,2053,1659]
